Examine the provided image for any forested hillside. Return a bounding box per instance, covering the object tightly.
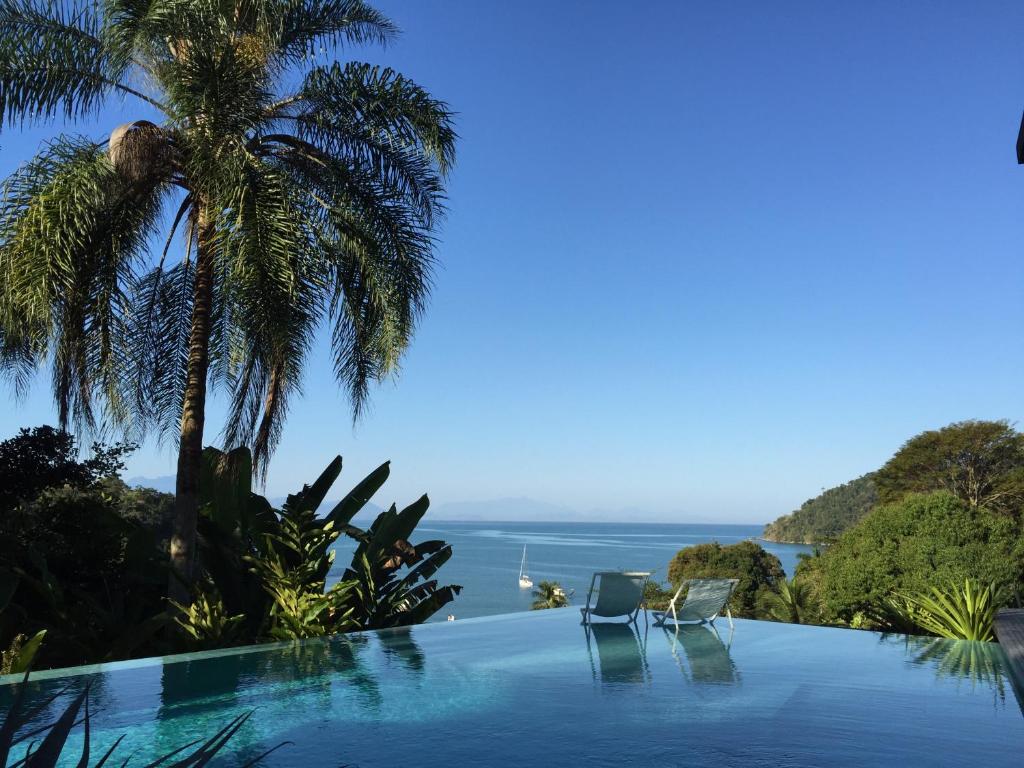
[763,474,877,544]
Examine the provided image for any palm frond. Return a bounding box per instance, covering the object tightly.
[215,157,321,475]
[0,136,168,431]
[122,259,195,444]
[0,0,162,125]
[0,0,455,480]
[275,0,397,64]
[275,61,455,221]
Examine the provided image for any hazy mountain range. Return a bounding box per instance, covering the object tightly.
[125,478,660,522]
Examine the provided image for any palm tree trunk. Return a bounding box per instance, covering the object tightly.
[168,204,215,606]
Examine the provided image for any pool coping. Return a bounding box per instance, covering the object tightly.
[0,607,573,686]
[4,608,1016,697]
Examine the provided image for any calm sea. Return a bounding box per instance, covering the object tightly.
[332,521,815,620]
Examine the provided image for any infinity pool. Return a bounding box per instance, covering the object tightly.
[2,610,1022,766]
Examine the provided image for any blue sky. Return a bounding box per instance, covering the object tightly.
[2,1,1023,523]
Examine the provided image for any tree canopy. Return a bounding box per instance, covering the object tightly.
[874,420,1024,514]
[668,540,784,617]
[0,425,133,511]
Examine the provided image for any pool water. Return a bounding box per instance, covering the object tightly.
[2,610,1022,766]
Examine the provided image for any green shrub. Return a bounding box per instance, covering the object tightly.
[643,579,674,611]
[668,540,784,617]
[817,491,1024,624]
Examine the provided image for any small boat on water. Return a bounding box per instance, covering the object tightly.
[518,546,533,589]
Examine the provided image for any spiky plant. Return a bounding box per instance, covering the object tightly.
[0,673,287,767]
[0,0,456,604]
[891,579,1002,642]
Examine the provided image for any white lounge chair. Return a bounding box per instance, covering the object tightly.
[652,578,738,629]
[580,571,651,625]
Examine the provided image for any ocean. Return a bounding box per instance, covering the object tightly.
[332,521,816,620]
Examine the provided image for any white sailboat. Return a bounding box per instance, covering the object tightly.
[518,546,533,589]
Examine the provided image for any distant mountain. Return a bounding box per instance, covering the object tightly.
[126,475,176,493]
[763,473,877,544]
[126,475,382,519]
[429,496,586,522]
[427,497,728,523]
[267,496,384,520]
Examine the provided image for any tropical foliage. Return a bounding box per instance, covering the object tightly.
[763,473,877,544]
[668,540,784,618]
[878,579,1002,642]
[175,446,462,643]
[765,420,1024,547]
[642,579,674,612]
[0,427,171,666]
[0,0,457,603]
[758,576,818,625]
[874,420,1024,513]
[801,491,1024,624]
[531,581,568,610]
[0,426,134,512]
[0,421,458,668]
[0,630,44,675]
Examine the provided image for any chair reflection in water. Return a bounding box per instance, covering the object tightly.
[584,621,650,684]
[664,623,738,685]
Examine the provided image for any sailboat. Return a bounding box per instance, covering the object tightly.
[518,546,533,589]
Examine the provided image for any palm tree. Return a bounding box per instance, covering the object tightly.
[531,581,569,611]
[0,0,455,604]
[761,577,817,624]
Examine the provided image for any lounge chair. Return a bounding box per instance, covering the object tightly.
[652,578,738,629]
[579,571,651,625]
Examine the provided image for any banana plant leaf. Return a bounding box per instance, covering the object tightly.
[282,456,342,515]
[6,630,46,675]
[388,585,463,628]
[326,461,391,526]
[378,547,454,600]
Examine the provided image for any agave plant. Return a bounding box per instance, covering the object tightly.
[0,673,287,767]
[884,579,1003,642]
